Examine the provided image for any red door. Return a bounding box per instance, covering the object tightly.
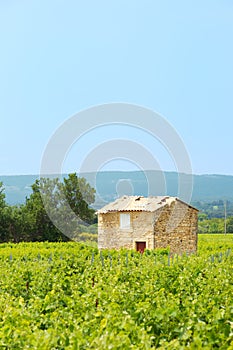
[136,242,146,253]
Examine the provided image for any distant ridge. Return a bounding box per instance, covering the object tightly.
[1,171,233,206]
[0,174,39,205]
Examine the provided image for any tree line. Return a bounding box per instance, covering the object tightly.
[193,200,233,219]
[198,213,233,234]
[1,174,232,243]
[0,173,97,243]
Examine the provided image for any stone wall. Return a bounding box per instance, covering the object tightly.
[98,211,155,250]
[154,201,198,254]
[98,201,198,253]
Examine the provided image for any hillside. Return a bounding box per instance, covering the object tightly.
[1,171,233,206]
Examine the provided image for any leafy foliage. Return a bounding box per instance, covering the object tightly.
[0,235,232,349]
[62,173,96,224]
[0,174,96,243]
[198,215,233,233]
[194,200,233,219]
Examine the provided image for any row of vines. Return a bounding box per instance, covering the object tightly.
[0,235,233,349]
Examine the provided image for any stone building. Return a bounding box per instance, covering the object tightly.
[97,195,198,254]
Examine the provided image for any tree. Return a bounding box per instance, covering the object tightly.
[0,184,25,243]
[4,205,32,242]
[24,178,68,241]
[0,175,96,242]
[0,181,5,208]
[0,182,9,242]
[198,213,208,222]
[198,217,224,234]
[62,173,96,224]
[226,217,233,233]
[24,174,96,241]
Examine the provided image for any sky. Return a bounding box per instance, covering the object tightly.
[1,0,233,176]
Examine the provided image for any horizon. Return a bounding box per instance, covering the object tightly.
[1,169,233,207]
[1,169,233,177]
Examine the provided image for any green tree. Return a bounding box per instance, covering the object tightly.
[24,174,96,241]
[0,182,10,242]
[198,217,224,234]
[0,181,5,208]
[226,217,233,233]
[198,213,208,222]
[62,173,96,224]
[25,178,67,241]
[3,205,33,242]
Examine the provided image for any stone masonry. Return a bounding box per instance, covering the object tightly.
[97,196,198,254]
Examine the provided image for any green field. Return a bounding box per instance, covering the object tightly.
[0,235,233,349]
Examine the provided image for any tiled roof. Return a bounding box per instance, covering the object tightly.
[97,195,184,213]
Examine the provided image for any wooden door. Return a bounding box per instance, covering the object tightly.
[136,241,146,253]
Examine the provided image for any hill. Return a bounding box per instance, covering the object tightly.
[1,171,233,207]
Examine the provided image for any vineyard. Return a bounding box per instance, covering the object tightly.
[0,235,233,349]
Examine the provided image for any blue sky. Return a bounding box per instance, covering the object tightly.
[1,0,233,175]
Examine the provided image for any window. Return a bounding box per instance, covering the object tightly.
[120,213,131,229]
